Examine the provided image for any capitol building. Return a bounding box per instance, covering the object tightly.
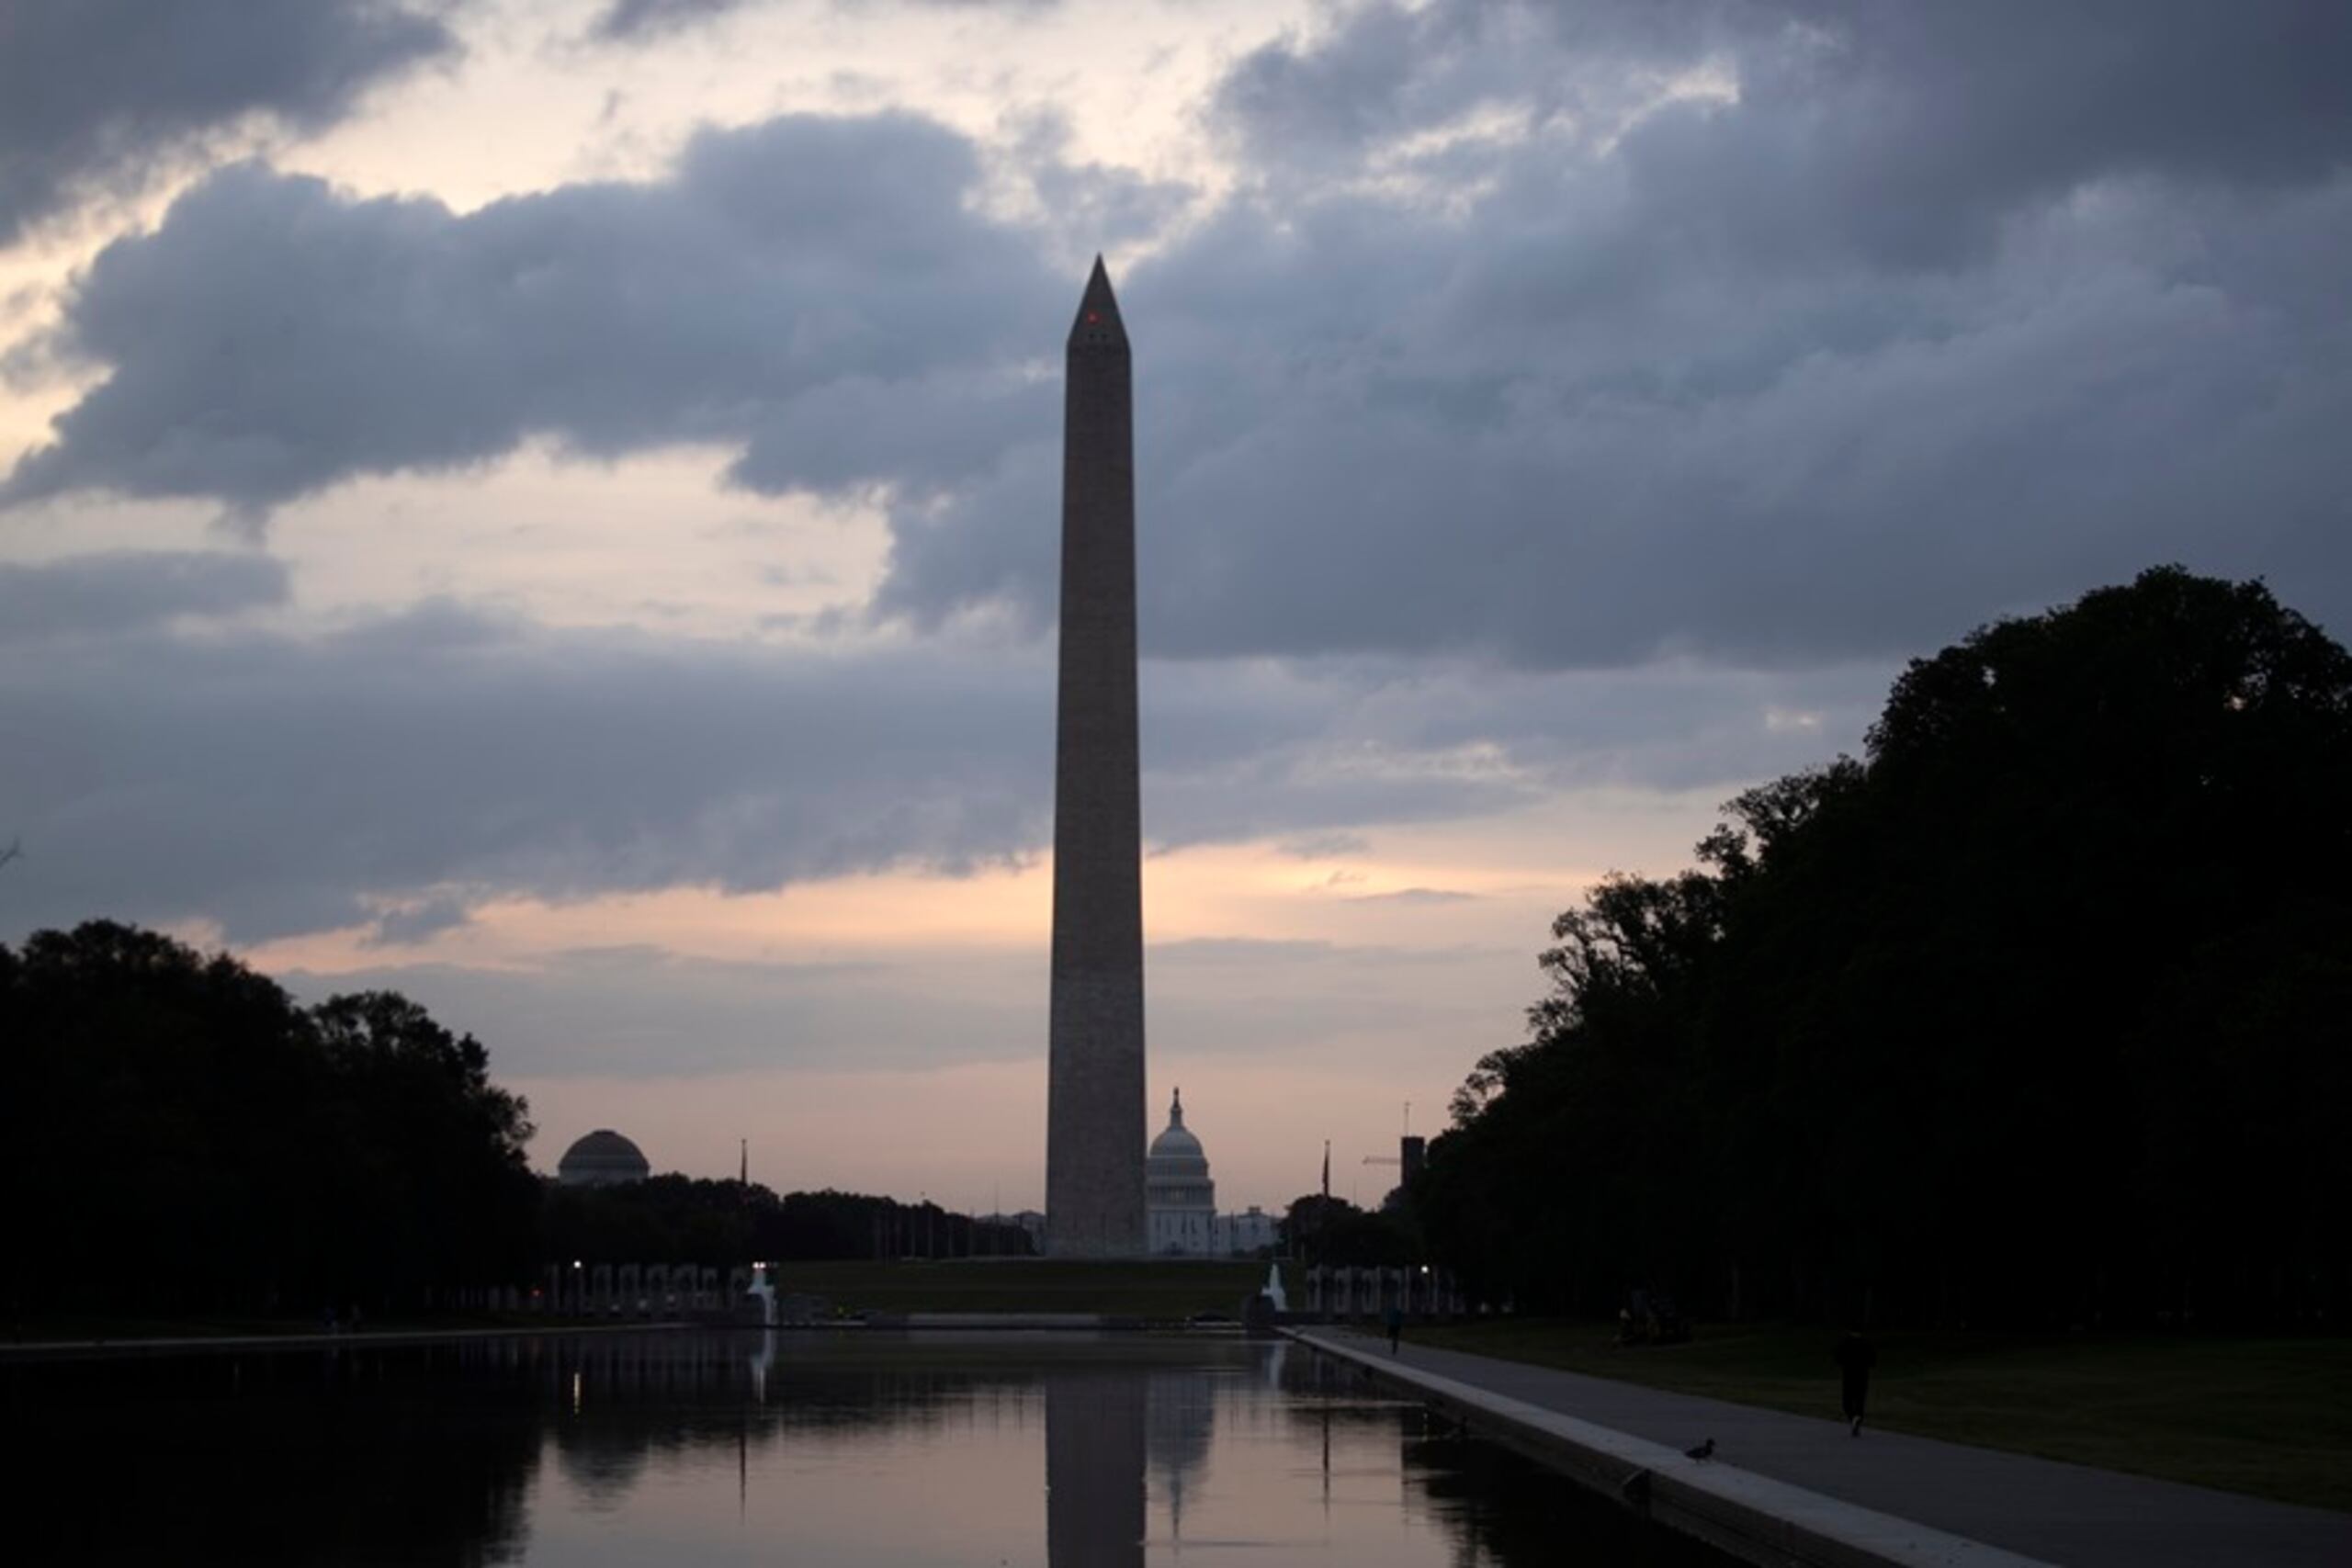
[1146,1090,1278,1257]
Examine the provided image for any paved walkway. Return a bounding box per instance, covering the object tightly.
[1293,1328,2350,1568]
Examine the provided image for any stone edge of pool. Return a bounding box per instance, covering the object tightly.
[0,1321,710,1360]
[1287,1327,2052,1568]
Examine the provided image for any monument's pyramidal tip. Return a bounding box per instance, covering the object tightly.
[1070,254,1126,344]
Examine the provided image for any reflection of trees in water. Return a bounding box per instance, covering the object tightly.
[543,1331,1064,1507]
[11,1332,1728,1567]
[14,1331,1068,1562]
[1401,1429,1735,1568]
[1276,1348,1736,1568]
[9,1341,541,1565]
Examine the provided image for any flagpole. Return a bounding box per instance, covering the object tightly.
[1318,1139,1330,1269]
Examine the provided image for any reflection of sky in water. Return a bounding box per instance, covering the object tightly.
[12,1332,1727,1566]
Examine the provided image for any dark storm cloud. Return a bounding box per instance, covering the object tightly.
[280,947,1028,1076]
[0,602,1057,941]
[11,2,2351,674]
[0,550,288,643]
[879,175,2352,666]
[1211,0,1713,177]
[3,112,1067,513]
[1607,0,2352,273]
[281,931,1469,1077]
[0,600,1862,942]
[884,0,2352,663]
[0,0,456,246]
[1218,0,2352,266]
[1140,656,1883,857]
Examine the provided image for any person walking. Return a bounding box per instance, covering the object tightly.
[1835,1331,1877,1435]
[1385,1300,1405,1355]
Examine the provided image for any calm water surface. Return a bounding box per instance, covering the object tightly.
[14,1331,1731,1565]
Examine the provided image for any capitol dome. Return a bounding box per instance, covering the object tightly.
[1148,1094,1205,1166]
[557,1128,650,1187]
[1147,1091,1216,1254]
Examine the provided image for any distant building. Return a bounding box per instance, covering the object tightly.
[556,1128,650,1187]
[1146,1091,1279,1257]
[1148,1089,1216,1254]
[1220,1205,1278,1255]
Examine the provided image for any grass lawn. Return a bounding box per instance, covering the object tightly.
[765,1258,1273,1319]
[1411,1319,2352,1513]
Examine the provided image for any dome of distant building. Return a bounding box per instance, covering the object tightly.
[1148,1096,1206,1167]
[557,1129,650,1187]
[1147,1091,1215,1254]
[1145,1092,1280,1258]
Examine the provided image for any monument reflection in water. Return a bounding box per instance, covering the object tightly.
[12,1333,1730,1566]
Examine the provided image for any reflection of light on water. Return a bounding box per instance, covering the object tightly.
[747,1329,775,1404]
[571,1370,582,1416]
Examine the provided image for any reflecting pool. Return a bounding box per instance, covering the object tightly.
[11,1331,1733,1565]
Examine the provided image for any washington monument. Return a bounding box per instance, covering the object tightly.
[1045,257,1148,1257]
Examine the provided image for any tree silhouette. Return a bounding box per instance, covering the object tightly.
[1418,569,2352,1327]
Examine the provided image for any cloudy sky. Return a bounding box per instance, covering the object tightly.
[4,0,2346,1211]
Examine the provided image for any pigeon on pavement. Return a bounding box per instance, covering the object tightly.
[1684,1438,1715,1461]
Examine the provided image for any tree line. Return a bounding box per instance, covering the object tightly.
[3,921,540,1320]
[544,1177,1035,1266]
[1,922,1032,1325]
[1413,569,2352,1329]
[1275,1191,1418,1267]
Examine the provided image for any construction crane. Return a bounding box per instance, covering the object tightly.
[1362,1104,1426,1184]
[1363,1102,1411,1165]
